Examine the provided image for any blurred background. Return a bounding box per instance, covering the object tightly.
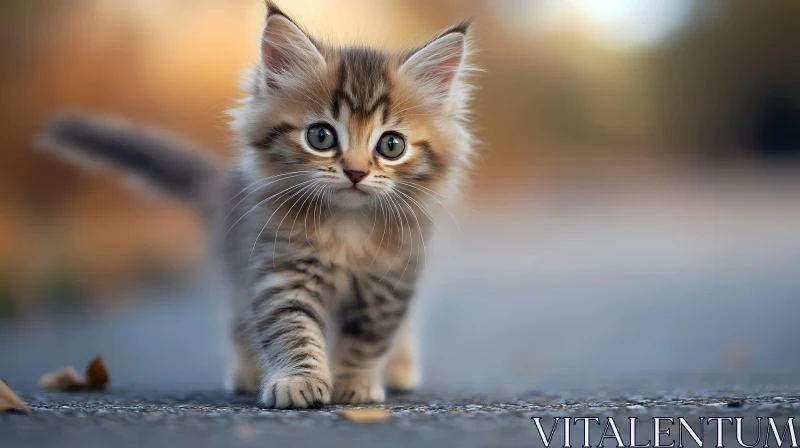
[1,0,799,393]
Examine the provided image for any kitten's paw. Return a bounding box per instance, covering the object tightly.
[261,374,332,409]
[385,359,421,393]
[385,349,421,393]
[332,375,385,404]
[225,364,262,396]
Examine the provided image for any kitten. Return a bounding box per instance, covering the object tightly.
[39,2,475,408]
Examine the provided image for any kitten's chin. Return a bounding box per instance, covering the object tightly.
[331,188,371,209]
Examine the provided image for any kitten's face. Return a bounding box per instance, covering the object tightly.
[232,5,473,211]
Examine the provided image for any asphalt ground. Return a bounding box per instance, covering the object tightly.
[3,388,799,448]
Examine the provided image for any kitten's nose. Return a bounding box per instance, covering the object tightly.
[344,169,369,184]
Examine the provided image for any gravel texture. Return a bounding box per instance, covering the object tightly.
[3,388,799,448]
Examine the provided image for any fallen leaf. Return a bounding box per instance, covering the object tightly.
[38,357,111,392]
[39,366,85,391]
[340,408,390,424]
[0,379,31,415]
[85,357,109,390]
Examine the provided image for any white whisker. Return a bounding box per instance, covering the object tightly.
[303,183,326,251]
[363,198,379,243]
[224,171,311,223]
[274,181,320,267]
[250,180,318,261]
[396,181,460,231]
[287,181,323,247]
[394,188,438,230]
[225,170,312,204]
[368,196,390,269]
[225,178,316,237]
[384,191,413,285]
[392,190,428,285]
[379,191,407,282]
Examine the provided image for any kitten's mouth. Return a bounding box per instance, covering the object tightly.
[331,184,370,209]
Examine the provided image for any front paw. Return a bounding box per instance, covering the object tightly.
[225,363,262,396]
[332,375,385,404]
[385,354,421,393]
[261,374,332,409]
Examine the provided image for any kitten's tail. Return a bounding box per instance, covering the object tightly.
[37,113,223,215]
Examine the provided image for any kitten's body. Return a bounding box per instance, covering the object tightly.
[220,169,424,406]
[40,3,474,408]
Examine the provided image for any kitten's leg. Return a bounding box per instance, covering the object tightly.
[215,264,262,394]
[252,258,334,409]
[224,318,262,395]
[331,275,412,404]
[384,319,421,393]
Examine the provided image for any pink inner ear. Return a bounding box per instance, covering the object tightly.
[261,18,297,75]
[403,32,466,94]
[262,40,285,75]
[435,46,464,87]
[261,36,290,88]
[260,16,324,80]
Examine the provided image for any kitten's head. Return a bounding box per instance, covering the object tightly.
[231,2,475,211]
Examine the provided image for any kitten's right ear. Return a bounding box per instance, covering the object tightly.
[261,2,325,87]
[400,20,471,106]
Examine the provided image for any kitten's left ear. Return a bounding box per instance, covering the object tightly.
[260,2,325,88]
[400,21,471,101]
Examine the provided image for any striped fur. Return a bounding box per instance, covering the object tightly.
[40,1,476,409]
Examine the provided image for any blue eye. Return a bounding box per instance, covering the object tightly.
[306,124,337,150]
[376,133,406,159]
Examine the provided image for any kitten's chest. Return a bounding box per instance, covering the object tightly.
[314,214,421,299]
[313,214,388,269]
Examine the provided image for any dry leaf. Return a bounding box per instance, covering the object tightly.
[39,357,110,392]
[340,408,391,424]
[39,366,86,391]
[85,357,109,390]
[0,379,31,415]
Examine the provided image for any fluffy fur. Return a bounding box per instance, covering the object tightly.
[39,1,476,408]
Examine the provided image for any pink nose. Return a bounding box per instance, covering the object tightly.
[344,169,369,184]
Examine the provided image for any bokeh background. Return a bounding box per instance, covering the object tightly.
[1,0,799,393]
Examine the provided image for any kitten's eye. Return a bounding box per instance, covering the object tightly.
[306,124,337,150]
[376,133,406,159]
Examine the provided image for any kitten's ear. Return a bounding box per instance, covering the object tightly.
[400,21,471,101]
[261,3,325,87]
